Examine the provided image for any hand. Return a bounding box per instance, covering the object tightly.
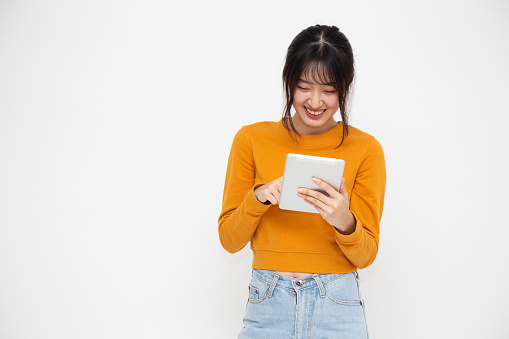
[254,176,283,205]
[298,177,355,233]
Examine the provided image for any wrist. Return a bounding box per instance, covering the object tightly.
[334,211,356,235]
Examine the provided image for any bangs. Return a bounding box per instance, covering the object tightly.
[301,61,338,88]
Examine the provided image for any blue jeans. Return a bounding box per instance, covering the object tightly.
[239,269,369,339]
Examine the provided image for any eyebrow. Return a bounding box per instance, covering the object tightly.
[298,78,335,87]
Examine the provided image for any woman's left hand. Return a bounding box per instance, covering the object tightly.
[298,177,355,234]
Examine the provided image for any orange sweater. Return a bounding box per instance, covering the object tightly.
[218,119,386,273]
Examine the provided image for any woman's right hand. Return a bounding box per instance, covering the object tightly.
[254,177,283,205]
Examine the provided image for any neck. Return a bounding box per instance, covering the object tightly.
[289,115,338,135]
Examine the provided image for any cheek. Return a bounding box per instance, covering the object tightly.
[293,91,306,105]
[325,96,340,109]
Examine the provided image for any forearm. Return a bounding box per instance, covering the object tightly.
[334,136,385,269]
[218,186,271,253]
[334,211,379,269]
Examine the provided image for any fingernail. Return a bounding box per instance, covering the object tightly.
[298,188,303,193]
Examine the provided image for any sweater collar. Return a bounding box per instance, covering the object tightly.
[273,118,344,148]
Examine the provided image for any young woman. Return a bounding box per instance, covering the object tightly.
[218,24,386,338]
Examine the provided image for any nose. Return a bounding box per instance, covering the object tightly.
[308,90,322,109]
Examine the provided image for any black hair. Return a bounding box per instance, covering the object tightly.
[282,24,355,148]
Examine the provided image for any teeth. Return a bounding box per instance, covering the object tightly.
[306,107,325,115]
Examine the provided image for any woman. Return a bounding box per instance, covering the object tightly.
[218,24,386,338]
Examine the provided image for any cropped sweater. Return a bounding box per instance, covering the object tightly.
[218,119,386,273]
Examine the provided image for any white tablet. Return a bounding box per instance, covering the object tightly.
[279,153,345,214]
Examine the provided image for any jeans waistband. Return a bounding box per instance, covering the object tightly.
[252,268,357,292]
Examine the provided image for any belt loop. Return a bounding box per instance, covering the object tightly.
[267,274,279,298]
[312,274,326,298]
[353,271,360,286]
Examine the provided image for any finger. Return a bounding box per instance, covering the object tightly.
[266,196,276,205]
[299,186,331,205]
[276,178,283,192]
[272,190,281,204]
[312,177,340,198]
[302,195,327,216]
[266,194,277,205]
[301,191,330,212]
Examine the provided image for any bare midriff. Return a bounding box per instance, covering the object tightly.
[273,270,315,278]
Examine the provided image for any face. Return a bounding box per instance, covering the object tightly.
[291,70,340,135]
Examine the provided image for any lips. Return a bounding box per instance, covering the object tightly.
[305,106,325,118]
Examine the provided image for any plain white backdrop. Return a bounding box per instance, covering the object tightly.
[1,0,508,338]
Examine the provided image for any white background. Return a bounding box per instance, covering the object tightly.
[1,0,508,338]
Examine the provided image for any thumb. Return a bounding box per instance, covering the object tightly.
[339,177,348,197]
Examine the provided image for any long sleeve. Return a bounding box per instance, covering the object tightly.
[218,127,271,253]
[334,137,386,269]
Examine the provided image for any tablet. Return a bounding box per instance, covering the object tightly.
[279,153,345,214]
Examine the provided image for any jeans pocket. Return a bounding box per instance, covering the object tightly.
[247,274,271,304]
[323,273,363,306]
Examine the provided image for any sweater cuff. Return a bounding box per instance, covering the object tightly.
[245,184,272,214]
[335,210,363,245]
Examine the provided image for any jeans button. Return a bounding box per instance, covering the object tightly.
[295,279,304,286]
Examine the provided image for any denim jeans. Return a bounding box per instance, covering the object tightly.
[239,269,369,339]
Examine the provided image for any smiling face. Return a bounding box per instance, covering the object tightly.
[290,64,340,135]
